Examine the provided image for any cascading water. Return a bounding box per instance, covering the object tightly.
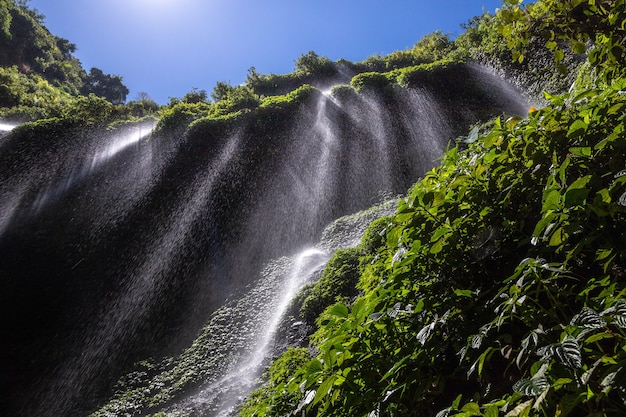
[0,121,17,132]
[0,64,529,417]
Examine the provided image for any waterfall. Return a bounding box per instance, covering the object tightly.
[0,65,529,417]
[0,122,17,132]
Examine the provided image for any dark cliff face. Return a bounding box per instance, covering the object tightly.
[0,63,528,417]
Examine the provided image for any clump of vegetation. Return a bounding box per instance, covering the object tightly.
[0,0,140,123]
[239,347,311,417]
[237,1,626,416]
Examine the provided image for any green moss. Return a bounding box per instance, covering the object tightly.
[350,71,392,92]
[154,101,212,134]
[259,83,316,109]
[299,247,361,325]
[394,59,457,88]
[328,84,356,101]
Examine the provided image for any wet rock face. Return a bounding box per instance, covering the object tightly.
[0,66,529,417]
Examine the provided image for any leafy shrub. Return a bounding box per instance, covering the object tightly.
[0,65,72,116]
[410,30,454,63]
[0,1,86,95]
[328,84,357,102]
[294,51,336,77]
[211,85,260,116]
[395,59,456,88]
[155,101,212,134]
[239,347,311,417]
[350,71,392,92]
[299,247,361,325]
[359,215,391,255]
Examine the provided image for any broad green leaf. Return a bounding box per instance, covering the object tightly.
[607,102,625,115]
[454,289,473,298]
[567,175,592,191]
[460,401,481,416]
[548,226,565,247]
[584,332,614,344]
[567,119,588,138]
[430,237,446,254]
[564,188,590,207]
[484,405,499,417]
[570,40,586,54]
[552,378,573,390]
[504,399,533,417]
[596,188,611,204]
[307,358,323,374]
[451,393,463,409]
[330,303,349,318]
[543,189,561,211]
[312,376,335,406]
[569,146,592,157]
[431,226,452,242]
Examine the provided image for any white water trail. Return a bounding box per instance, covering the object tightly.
[0,122,17,132]
[28,120,156,214]
[40,131,242,417]
[306,94,340,224]
[468,63,533,114]
[172,248,330,417]
[353,94,394,193]
[0,188,26,236]
[400,88,451,173]
[90,120,155,169]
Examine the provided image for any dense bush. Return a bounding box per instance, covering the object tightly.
[299,248,361,326]
[211,84,260,116]
[350,71,392,92]
[295,51,336,77]
[154,100,212,134]
[239,348,311,417]
[0,1,85,94]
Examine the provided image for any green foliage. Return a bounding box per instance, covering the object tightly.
[299,248,361,325]
[181,87,208,104]
[80,67,129,104]
[0,0,11,38]
[0,65,72,114]
[259,84,316,110]
[395,59,456,88]
[294,51,335,76]
[59,93,119,124]
[357,31,454,72]
[211,81,234,102]
[155,100,212,134]
[211,84,260,116]
[410,30,455,64]
[350,71,392,92]
[0,0,86,94]
[498,0,626,81]
[239,348,311,417]
[125,93,159,117]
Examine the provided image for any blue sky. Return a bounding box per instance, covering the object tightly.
[28,0,505,104]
